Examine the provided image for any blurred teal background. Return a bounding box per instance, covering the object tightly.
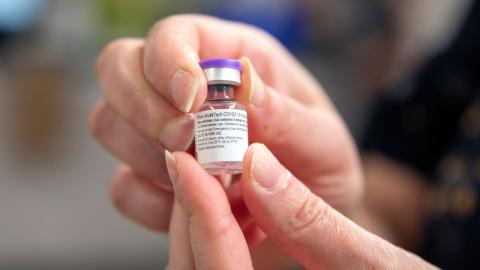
[0,0,472,269]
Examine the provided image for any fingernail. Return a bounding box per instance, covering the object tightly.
[158,113,195,151]
[171,69,198,112]
[165,150,178,185]
[250,144,289,190]
[240,57,264,107]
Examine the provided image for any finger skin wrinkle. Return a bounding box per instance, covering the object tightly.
[189,212,237,239]
[288,186,331,239]
[113,44,155,132]
[267,92,302,145]
[97,38,183,143]
[369,239,401,270]
[127,85,156,136]
[249,88,299,146]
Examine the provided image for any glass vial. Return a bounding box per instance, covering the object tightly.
[195,58,248,175]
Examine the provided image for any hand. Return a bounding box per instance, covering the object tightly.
[164,144,436,269]
[90,14,361,266]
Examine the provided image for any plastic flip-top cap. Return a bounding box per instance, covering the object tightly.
[199,58,242,86]
[199,58,242,71]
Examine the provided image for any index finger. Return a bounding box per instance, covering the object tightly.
[165,150,253,269]
[143,15,326,113]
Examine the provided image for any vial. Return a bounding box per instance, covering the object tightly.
[195,58,249,175]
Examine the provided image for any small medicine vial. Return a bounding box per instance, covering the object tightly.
[195,58,248,175]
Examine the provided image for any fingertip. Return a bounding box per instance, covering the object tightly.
[168,151,230,218]
[243,143,290,191]
[144,21,208,113]
[170,66,208,113]
[190,66,208,112]
[164,149,178,186]
[238,57,265,107]
[170,151,224,193]
[242,143,263,182]
[170,151,200,173]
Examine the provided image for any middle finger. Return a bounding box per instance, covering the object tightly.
[90,100,172,183]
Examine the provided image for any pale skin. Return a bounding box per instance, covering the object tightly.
[90,15,438,269]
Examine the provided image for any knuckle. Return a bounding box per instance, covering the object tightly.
[277,97,301,142]
[97,44,156,139]
[288,188,330,235]
[96,39,127,75]
[97,39,160,141]
[88,101,112,139]
[127,91,156,137]
[145,15,198,79]
[96,38,142,77]
[189,212,236,237]
[109,168,172,232]
[372,239,404,270]
[109,166,132,214]
[148,14,194,37]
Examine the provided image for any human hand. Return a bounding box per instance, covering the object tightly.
[90,14,362,267]
[164,145,437,269]
[91,13,360,226]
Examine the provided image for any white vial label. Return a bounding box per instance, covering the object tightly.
[195,109,248,164]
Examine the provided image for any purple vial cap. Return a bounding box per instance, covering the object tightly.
[199,58,242,72]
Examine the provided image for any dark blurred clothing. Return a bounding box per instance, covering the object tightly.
[363,1,480,269]
[0,32,11,47]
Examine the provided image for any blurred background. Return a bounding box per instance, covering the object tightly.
[0,0,473,269]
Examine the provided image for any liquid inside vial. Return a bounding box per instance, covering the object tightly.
[195,84,247,175]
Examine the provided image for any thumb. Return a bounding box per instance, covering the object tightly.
[236,57,358,191]
[241,143,436,270]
